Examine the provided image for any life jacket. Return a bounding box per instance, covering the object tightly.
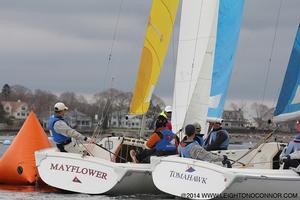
[194,134,204,146]
[159,111,167,119]
[48,115,71,144]
[205,128,229,150]
[166,120,172,131]
[155,129,177,152]
[178,140,198,158]
[285,133,300,155]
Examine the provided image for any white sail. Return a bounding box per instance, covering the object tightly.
[172,0,219,132]
[183,17,218,133]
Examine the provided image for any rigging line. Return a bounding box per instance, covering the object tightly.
[102,0,124,91]
[90,78,116,153]
[98,0,124,126]
[182,0,204,130]
[260,0,283,106]
[78,140,94,157]
[93,0,124,138]
[96,78,116,139]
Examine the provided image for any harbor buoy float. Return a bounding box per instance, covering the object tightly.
[0,111,51,184]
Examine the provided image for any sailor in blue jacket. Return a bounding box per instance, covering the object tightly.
[49,102,93,152]
[281,120,300,169]
[203,121,229,151]
[178,124,231,167]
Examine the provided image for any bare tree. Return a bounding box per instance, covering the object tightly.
[94,88,124,128]
[146,95,165,129]
[10,85,33,102]
[59,92,77,108]
[251,103,274,129]
[230,102,246,111]
[33,89,58,115]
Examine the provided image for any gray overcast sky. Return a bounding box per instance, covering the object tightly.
[0,0,300,108]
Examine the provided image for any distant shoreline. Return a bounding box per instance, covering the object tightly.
[0,127,293,144]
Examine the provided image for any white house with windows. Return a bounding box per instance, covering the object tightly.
[222,109,250,129]
[64,110,93,129]
[109,111,142,129]
[1,100,29,120]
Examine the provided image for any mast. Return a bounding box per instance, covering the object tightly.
[139,114,146,138]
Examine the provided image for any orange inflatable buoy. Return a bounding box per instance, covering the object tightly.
[0,111,51,184]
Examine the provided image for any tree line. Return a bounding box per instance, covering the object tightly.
[0,84,165,129]
[1,83,290,131]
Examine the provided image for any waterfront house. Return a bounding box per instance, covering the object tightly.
[1,100,29,120]
[64,110,92,130]
[222,109,250,129]
[109,111,142,129]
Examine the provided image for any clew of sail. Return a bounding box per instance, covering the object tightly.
[129,0,179,115]
[273,24,300,123]
[208,0,245,120]
[172,0,219,132]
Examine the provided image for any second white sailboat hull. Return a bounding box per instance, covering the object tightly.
[152,156,300,200]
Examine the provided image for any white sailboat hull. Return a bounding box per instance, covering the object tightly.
[225,172,300,199]
[35,147,159,194]
[151,156,300,200]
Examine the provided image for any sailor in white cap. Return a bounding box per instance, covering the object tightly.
[159,105,172,131]
[48,102,94,152]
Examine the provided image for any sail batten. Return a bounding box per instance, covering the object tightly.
[129,0,179,115]
[273,24,300,123]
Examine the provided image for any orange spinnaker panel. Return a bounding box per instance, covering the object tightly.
[0,111,51,184]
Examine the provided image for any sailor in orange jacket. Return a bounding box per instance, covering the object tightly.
[130,115,178,163]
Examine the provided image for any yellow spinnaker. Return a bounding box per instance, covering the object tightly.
[129,0,179,115]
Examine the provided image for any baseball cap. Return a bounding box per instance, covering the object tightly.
[54,102,68,112]
[164,105,172,113]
